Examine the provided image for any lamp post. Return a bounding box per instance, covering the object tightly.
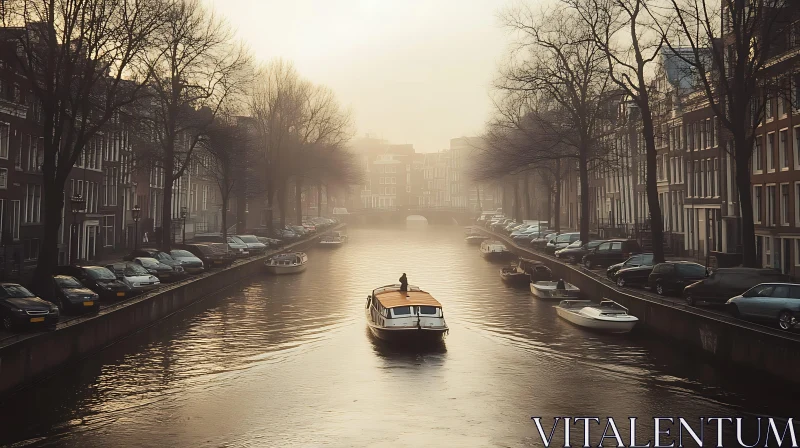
[70,194,86,264]
[181,206,188,244]
[132,204,141,250]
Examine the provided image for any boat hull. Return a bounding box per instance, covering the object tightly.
[555,307,637,334]
[530,282,580,299]
[481,251,512,261]
[368,325,448,344]
[318,241,343,248]
[500,272,530,287]
[264,263,308,275]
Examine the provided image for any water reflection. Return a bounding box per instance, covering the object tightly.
[0,226,797,447]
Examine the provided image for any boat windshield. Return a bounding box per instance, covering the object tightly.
[418,306,438,315]
[391,306,413,316]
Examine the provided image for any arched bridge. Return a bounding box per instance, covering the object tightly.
[346,207,479,226]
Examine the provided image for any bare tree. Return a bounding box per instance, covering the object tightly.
[141,0,249,251]
[656,0,790,267]
[567,0,668,262]
[2,0,164,293]
[498,2,613,242]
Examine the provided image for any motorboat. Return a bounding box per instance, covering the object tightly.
[530,280,580,299]
[554,299,639,333]
[318,234,344,247]
[466,235,490,245]
[500,258,552,287]
[264,252,308,274]
[365,284,448,343]
[332,230,348,242]
[480,240,511,260]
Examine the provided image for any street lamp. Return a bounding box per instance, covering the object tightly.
[181,206,188,244]
[69,194,86,264]
[132,204,141,250]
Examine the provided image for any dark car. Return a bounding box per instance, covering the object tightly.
[582,239,642,269]
[0,283,60,331]
[648,262,708,296]
[530,232,558,251]
[555,240,604,264]
[682,267,794,307]
[614,265,656,288]
[56,265,132,300]
[607,253,655,280]
[133,257,178,281]
[545,232,582,254]
[176,243,233,268]
[52,275,100,314]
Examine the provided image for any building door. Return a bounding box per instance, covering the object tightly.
[783,239,792,274]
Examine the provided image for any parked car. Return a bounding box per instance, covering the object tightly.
[235,235,268,254]
[257,237,282,248]
[648,261,708,296]
[133,257,179,281]
[125,249,186,277]
[726,283,800,330]
[176,243,232,268]
[614,264,656,288]
[193,234,251,256]
[581,239,642,269]
[56,265,132,300]
[52,275,100,314]
[556,240,604,264]
[607,253,655,280]
[545,232,594,255]
[168,249,205,274]
[0,283,60,331]
[106,262,161,292]
[682,267,793,307]
[530,232,558,251]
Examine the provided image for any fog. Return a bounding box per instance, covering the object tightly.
[206,0,510,153]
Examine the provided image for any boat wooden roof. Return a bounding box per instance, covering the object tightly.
[375,290,442,309]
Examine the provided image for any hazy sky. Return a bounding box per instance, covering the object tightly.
[206,0,511,153]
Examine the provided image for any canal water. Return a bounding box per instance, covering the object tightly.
[0,225,796,447]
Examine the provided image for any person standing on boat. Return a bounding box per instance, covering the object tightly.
[556,278,566,290]
[399,273,409,296]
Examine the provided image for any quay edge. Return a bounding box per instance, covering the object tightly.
[0,227,342,399]
[480,228,800,385]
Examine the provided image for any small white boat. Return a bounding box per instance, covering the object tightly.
[466,235,490,245]
[554,299,638,333]
[480,240,511,260]
[332,230,348,242]
[319,234,344,247]
[530,280,580,299]
[264,252,308,274]
[365,284,448,343]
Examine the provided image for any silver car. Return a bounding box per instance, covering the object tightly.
[727,283,800,330]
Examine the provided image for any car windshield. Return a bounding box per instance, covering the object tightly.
[138,258,160,268]
[2,285,36,298]
[641,254,654,264]
[125,264,150,276]
[238,235,259,243]
[228,236,245,245]
[171,250,195,258]
[54,276,82,288]
[556,234,575,243]
[566,240,582,248]
[156,252,174,262]
[86,267,117,280]
[676,264,707,276]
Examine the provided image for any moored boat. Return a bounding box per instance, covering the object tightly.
[480,240,511,260]
[466,235,490,245]
[530,280,580,299]
[264,252,308,274]
[365,284,448,343]
[500,258,552,287]
[319,234,344,247]
[332,230,348,242]
[554,299,638,333]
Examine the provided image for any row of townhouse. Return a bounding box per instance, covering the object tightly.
[0,28,226,279]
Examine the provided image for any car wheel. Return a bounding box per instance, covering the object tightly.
[728,304,740,318]
[56,297,66,313]
[778,311,794,331]
[685,293,695,307]
[656,282,665,296]
[616,277,625,287]
[584,259,593,269]
[2,316,15,331]
[568,255,576,264]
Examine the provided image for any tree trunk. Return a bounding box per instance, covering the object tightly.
[513,180,520,222]
[317,182,323,217]
[736,147,757,267]
[522,174,530,220]
[553,163,561,232]
[295,177,303,225]
[30,179,64,297]
[161,151,175,252]
[277,180,287,228]
[476,185,482,211]
[266,179,274,235]
[578,153,590,243]
[235,194,246,234]
[641,107,666,263]
[221,193,229,250]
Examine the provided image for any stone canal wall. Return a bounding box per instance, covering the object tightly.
[482,229,800,385]
[0,230,337,398]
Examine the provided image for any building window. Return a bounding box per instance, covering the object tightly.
[767,132,775,172]
[781,184,790,226]
[765,236,772,267]
[0,122,9,160]
[713,158,719,197]
[795,127,800,170]
[766,95,774,121]
[767,185,776,226]
[780,129,789,171]
[754,185,763,224]
[10,200,21,240]
[753,136,763,173]
[24,184,41,223]
[0,168,7,189]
